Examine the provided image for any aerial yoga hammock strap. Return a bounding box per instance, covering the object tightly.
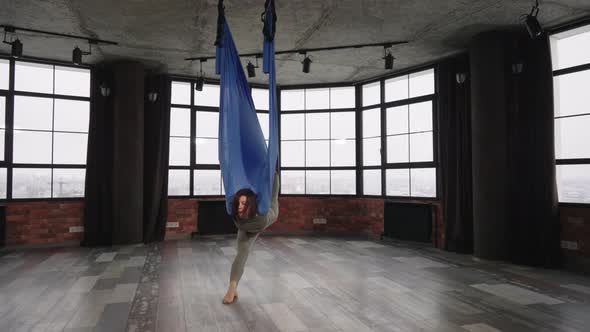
[216,0,279,215]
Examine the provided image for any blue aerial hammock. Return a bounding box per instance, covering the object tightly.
[216,0,279,215]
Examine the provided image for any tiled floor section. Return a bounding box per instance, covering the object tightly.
[1,236,590,331]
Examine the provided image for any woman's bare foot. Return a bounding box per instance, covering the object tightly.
[223,289,236,304]
[223,282,238,304]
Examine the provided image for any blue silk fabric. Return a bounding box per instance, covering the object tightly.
[216,5,278,215]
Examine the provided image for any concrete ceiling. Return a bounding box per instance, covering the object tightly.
[2,0,590,85]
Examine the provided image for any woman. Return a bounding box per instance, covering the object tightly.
[223,173,280,304]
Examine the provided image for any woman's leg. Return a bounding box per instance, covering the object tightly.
[223,229,259,304]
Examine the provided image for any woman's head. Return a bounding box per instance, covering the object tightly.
[232,188,257,220]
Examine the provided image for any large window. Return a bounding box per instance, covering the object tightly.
[280,86,356,195]
[551,25,590,204]
[169,74,435,199]
[362,68,437,198]
[169,81,269,196]
[0,59,90,199]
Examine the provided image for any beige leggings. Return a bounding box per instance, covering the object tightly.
[229,229,260,284]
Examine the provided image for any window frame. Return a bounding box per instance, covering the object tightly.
[0,56,91,201]
[278,83,358,197]
[550,21,590,207]
[359,66,439,200]
[168,79,272,198]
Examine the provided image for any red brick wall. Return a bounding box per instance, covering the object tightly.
[164,197,387,239]
[268,197,385,236]
[4,201,84,246]
[165,197,444,247]
[166,199,198,237]
[2,197,444,248]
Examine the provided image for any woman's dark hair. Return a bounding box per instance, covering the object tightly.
[231,188,258,219]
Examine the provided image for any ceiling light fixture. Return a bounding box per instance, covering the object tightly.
[2,27,23,57]
[301,52,312,73]
[523,0,543,39]
[383,44,394,70]
[1,24,117,61]
[247,56,259,78]
[73,42,93,65]
[195,59,206,91]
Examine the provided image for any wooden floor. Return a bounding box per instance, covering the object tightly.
[1,236,590,332]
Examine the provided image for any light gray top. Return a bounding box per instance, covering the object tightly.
[233,173,280,233]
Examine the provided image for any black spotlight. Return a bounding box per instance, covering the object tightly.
[195,76,204,91]
[247,61,256,78]
[72,44,91,65]
[524,0,543,39]
[302,56,312,73]
[2,27,23,58]
[384,51,394,70]
[11,38,23,57]
[195,59,206,91]
[72,47,83,65]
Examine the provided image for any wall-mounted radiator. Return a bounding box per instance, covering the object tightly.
[383,201,433,244]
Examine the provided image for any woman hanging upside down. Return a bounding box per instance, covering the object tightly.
[223,172,280,304]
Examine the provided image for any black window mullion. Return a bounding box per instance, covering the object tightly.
[6,58,15,199]
[190,82,196,197]
[407,74,412,196]
[328,92,332,194]
[14,90,90,102]
[355,84,363,196]
[380,78,387,197]
[553,62,590,77]
[51,65,56,197]
[554,112,590,120]
[303,89,307,194]
[432,71,440,199]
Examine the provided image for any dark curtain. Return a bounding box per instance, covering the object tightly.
[438,56,474,254]
[508,34,561,267]
[82,68,115,246]
[143,75,171,243]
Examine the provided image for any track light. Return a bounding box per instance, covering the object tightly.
[301,52,312,73]
[72,47,83,64]
[382,45,395,70]
[384,52,394,70]
[2,27,23,57]
[10,39,22,57]
[195,76,204,91]
[247,61,256,78]
[247,57,259,78]
[2,25,117,61]
[72,42,92,65]
[523,0,543,39]
[195,59,206,91]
